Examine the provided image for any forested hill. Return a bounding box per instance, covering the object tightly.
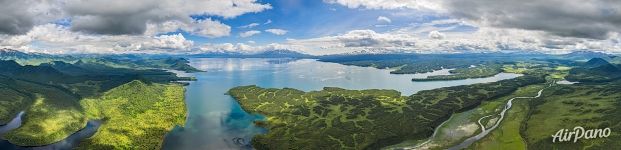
[0,56,189,149]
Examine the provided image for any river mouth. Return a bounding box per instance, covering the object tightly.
[162,58,522,149]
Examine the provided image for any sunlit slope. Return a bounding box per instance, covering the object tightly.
[0,59,189,148]
[1,76,87,146]
[78,80,187,149]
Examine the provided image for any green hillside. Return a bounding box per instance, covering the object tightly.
[0,57,189,148]
[77,81,187,149]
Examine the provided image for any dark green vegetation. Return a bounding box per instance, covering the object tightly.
[0,50,189,149]
[319,53,548,81]
[412,64,503,81]
[318,53,545,74]
[228,75,545,149]
[565,58,621,82]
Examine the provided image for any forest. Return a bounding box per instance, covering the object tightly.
[0,51,190,149]
[228,74,545,149]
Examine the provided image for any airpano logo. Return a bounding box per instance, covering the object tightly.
[552,126,611,143]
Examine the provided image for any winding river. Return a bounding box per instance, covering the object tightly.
[447,81,555,150]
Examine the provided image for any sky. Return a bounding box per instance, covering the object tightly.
[0,0,620,55]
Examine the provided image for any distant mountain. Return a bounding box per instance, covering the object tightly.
[584,57,612,68]
[339,49,415,55]
[0,60,73,84]
[191,49,314,58]
[0,49,42,59]
[566,58,621,82]
[40,61,95,76]
[248,49,314,58]
[560,51,612,61]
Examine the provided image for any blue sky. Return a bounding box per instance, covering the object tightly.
[0,0,619,54]
[186,0,438,45]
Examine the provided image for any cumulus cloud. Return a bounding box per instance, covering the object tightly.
[65,0,270,35]
[327,0,621,40]
[273,20,621,55]
[198,42,294,54]
[190,19,232,38]
[377,16,392,23]
[0,0,64,34]
[144,19,231,38]
[265,29,288,35]
[0,0,270,36]
[0,0,275,53]
[439,0,621,39]
[428,31,445,39]
[239,30,261,37]
[0,24,195,54]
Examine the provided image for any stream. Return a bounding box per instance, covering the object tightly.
[447,81,555,150]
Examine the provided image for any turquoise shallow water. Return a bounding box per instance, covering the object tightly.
[162,58,522,150]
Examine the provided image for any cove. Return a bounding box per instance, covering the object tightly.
[162,58,521,150]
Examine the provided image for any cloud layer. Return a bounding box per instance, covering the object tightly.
[0,0,271,35]
[1,0,621,55]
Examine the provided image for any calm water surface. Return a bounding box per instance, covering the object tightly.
[162,58,522,150]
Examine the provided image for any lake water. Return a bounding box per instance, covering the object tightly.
[162,58,522,150]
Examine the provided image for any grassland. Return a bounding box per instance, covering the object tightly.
[522,82,621,149]
[386,83,548,150]
[77,81,187,149]
[228,75,544,149]
[467,84,548,150]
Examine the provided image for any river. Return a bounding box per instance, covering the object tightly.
[447,81,555,150]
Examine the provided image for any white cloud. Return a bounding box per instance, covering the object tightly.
[265,29,288,35]
[323,0,442,10]
[0,0,271,35]
[144,19,231,38]
[428,31,445,39]
[239,23,260,28]
[267,21,621,55]
[327,0,621,40]
[239,30,261,38]
[190,19,232,38]
[145,33,194,50]
[199,42,298,54]
[264,19,272,25]
[377,16,391,23]
[0,24,195,54]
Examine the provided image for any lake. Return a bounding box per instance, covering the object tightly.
[161,58,522,150]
